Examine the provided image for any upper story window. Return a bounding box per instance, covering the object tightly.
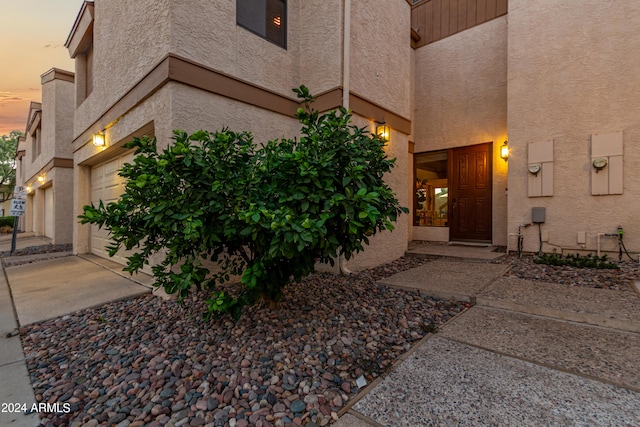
[65,2,95,106]
[237,0,287,49]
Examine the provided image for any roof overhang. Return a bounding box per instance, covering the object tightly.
[65,1,94,58]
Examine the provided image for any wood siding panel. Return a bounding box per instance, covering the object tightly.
[432,0,442,41]
[449,0,459,35]
[466,0,477,27]
[457,0,467,31]
[496,0,507,15]
[486,0,497,20]
[411,0,507,48]
[441,0,450,39]
[476,0,487,22]
[424,0,434,44]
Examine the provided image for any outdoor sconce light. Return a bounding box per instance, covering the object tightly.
[93,132,106,147]
[500,141,509,161]
[376,123,390,140]
[26,185,32,193]
[37,174,45,183]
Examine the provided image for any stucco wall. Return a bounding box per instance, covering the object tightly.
[349,0,411,119]
[74,0,171,137]
[508,0,640,255]
[170,84,300,147]
[74,85,172,254]
[298,1,343,95]
[50,168,74,244]
[412,16,508,245]
[25,76,74,182]
[170,1,343,99]
[50,78,75,159]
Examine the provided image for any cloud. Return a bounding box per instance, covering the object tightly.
[43,43,64,49]
[0,93,25,103]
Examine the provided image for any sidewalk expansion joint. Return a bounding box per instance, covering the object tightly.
[0,358,28,369]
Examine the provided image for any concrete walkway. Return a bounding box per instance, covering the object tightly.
[0,234,153,427]
[336,249,640,426]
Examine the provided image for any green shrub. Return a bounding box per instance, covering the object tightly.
[0,216,14,228]
[533,253,618,269]
[80,86,408,320]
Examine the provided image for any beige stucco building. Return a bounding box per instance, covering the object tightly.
[14,69,75,244]
[61,0,640,270]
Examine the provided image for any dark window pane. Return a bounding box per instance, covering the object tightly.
[237,0,266,37]
[265,0,286,47]
[237,0,286,49]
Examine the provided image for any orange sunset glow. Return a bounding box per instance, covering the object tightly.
[0,0,85,136]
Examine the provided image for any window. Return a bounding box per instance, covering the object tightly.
[237,0,287,49]
[31,127,41,161]
[415,150,449,226]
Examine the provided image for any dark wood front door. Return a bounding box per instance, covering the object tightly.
[449,143,492,242]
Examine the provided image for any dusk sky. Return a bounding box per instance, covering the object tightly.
[0,0,85,136]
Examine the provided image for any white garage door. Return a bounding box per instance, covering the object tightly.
[90,152,135,265]
[43,187,54,238]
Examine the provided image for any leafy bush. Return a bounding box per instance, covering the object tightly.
[0,216,14,228]
[80,86,407,319]
[533,253,618,269]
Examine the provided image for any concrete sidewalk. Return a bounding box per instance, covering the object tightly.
[0,252,153,427]
[336,254,640,426]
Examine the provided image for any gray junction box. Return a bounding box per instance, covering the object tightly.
[532,207,546,224]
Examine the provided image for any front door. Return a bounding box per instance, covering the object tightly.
[449,143,492,242]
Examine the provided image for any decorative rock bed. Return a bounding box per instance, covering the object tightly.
[21,256,467,427]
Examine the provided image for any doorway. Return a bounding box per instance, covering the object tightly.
[449,142,492,242]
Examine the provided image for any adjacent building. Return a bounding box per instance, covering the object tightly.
[14,69,75,244]
[18,0,635,269]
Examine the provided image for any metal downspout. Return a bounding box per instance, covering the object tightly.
[339,0,352,275]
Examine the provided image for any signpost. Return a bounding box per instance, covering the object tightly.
[10,186,26,255]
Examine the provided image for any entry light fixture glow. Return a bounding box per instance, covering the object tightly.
[93,132,106,147]
[37,174,45,183]
[376,123,390,141]
[26,185,32,193]
[500,140,509,161]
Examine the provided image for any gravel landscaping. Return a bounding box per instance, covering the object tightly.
[497,254,640,291]
[16,247,640,426]
[20,256,468,427]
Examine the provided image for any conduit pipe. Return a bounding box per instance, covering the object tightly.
[342,0,351,110]
[339,0,353,276]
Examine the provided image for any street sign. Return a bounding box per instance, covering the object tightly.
[10,199,26,216]
[13,186,27,200]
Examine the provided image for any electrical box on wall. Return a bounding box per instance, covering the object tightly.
[532,207,545,224]
[591,131,623,195]
[528,140,554,197]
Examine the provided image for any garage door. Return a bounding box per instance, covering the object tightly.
[44,187,54,238]
[90,152,135,265]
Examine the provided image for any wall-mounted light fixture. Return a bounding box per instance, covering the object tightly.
[26,185,32,193]
[93,132,106,147]
[37,174,45,183]
[500,140,509,161]
[376,122,390,140]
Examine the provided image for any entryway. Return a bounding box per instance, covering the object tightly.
[413,142,493,243]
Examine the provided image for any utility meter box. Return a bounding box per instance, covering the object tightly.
[532,207,546,224]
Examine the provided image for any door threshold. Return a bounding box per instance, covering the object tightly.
[448,241,493,247]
